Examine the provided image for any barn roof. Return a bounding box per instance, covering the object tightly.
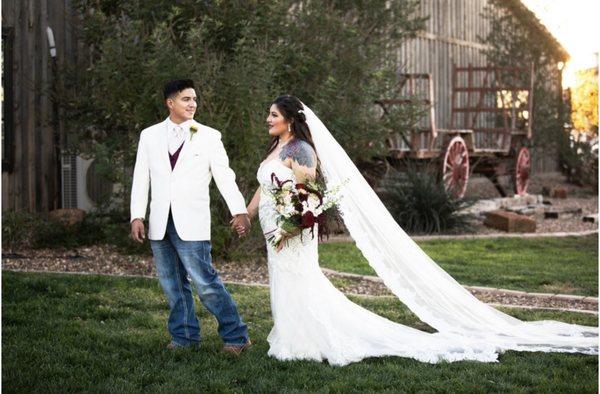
[503,0,570,61]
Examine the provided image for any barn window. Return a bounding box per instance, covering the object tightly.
[2,27,14,173]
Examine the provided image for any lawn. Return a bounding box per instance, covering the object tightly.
[319,235,599,296]
[2,271,598,393]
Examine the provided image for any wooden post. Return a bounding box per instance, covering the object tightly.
[528,61,535,140]
[429,74,438,143]
[450,63,457,128]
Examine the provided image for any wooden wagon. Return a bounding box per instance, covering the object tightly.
[376,64,535,199]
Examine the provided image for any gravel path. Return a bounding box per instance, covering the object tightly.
[465,195,598,235]
[2,244,597,314]
[462,172,598,235]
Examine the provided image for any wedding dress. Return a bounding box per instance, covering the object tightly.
[256,104,598,367]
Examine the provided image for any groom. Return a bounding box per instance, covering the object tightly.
[130,79,252,354]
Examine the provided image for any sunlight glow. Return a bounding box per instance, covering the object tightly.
[521,0,600,88]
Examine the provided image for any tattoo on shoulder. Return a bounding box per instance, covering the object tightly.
[279,139,316,167]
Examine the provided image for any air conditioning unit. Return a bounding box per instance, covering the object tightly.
[60,154,78,209]
[61,153,122,211]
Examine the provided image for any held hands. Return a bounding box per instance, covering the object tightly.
[131,215,250,242]
[230,214,251,238]
[130,219,146,243]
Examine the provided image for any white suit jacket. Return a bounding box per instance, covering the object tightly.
[130,118,248,240]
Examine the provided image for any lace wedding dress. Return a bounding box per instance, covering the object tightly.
[255,103,598,367]
[258,159,502,366]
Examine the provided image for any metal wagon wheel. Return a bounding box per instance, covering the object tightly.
[442,136,470,199]
[511,146,531,195]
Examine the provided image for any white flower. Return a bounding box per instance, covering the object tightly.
[283,193,292,206]
[276,203,286,215]
[283,203,297,217]
[307,195,321,211]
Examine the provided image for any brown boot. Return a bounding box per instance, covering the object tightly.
[166,342,179,350]
[221,339,252,356]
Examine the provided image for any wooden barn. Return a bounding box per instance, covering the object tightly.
[1,0,568,213]
[393,0,568,176]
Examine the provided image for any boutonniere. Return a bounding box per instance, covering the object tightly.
[189,124,198,140]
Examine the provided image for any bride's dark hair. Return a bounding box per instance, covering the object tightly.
[266,94,325,184]
[266,95,317,157]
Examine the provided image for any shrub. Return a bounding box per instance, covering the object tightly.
[558,131,599,188]
[2,211,38,253]
[2,211,89,251]
[1,210,150,255]
[379,162,476,235]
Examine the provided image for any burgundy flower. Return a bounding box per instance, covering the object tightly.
[301,211,316,228]
[296,183,309,202]
[297,183,323,207]
[271,172,292,188]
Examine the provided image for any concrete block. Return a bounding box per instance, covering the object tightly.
[483,210,536,233]
[551,187,568,198]
[544,207,582,219]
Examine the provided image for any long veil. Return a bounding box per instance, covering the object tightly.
[302,102,598,355]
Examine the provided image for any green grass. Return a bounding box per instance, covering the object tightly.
[2,270,598,393]
[319,235,599,296]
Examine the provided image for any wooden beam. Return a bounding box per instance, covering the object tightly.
[453,86,530,92]
[452,107,509,113]
[414,31,491,51]
[454,66,529,72]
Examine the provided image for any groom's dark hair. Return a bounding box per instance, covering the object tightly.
[163,79,195,100]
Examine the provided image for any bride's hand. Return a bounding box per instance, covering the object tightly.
[276,228,302,252]
[276,233,293,252]
[276,241,285,252]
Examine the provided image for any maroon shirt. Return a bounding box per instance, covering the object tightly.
[169,141,185,170]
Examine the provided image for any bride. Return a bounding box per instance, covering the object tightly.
[240,94,598,367]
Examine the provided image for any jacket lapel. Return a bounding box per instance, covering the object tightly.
[159,118,172,172]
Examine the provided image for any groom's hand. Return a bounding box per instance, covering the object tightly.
[230,214,251,238]
[131,219,146,243]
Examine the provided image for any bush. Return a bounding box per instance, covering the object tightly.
[2,211,93,251]
[1,210,150,255]
[2,211,38,253]
[379,162,476,235]
[558,131,599,188]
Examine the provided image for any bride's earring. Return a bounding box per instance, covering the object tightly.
[287,123,291,133]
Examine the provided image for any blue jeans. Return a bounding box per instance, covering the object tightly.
[150,209,249,347]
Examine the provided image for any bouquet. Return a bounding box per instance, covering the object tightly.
[264,172,344,249]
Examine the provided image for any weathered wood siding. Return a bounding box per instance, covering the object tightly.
[398,0,493,131]
[1,0,80,212]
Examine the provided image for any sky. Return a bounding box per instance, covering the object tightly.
[521,0,600,87]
